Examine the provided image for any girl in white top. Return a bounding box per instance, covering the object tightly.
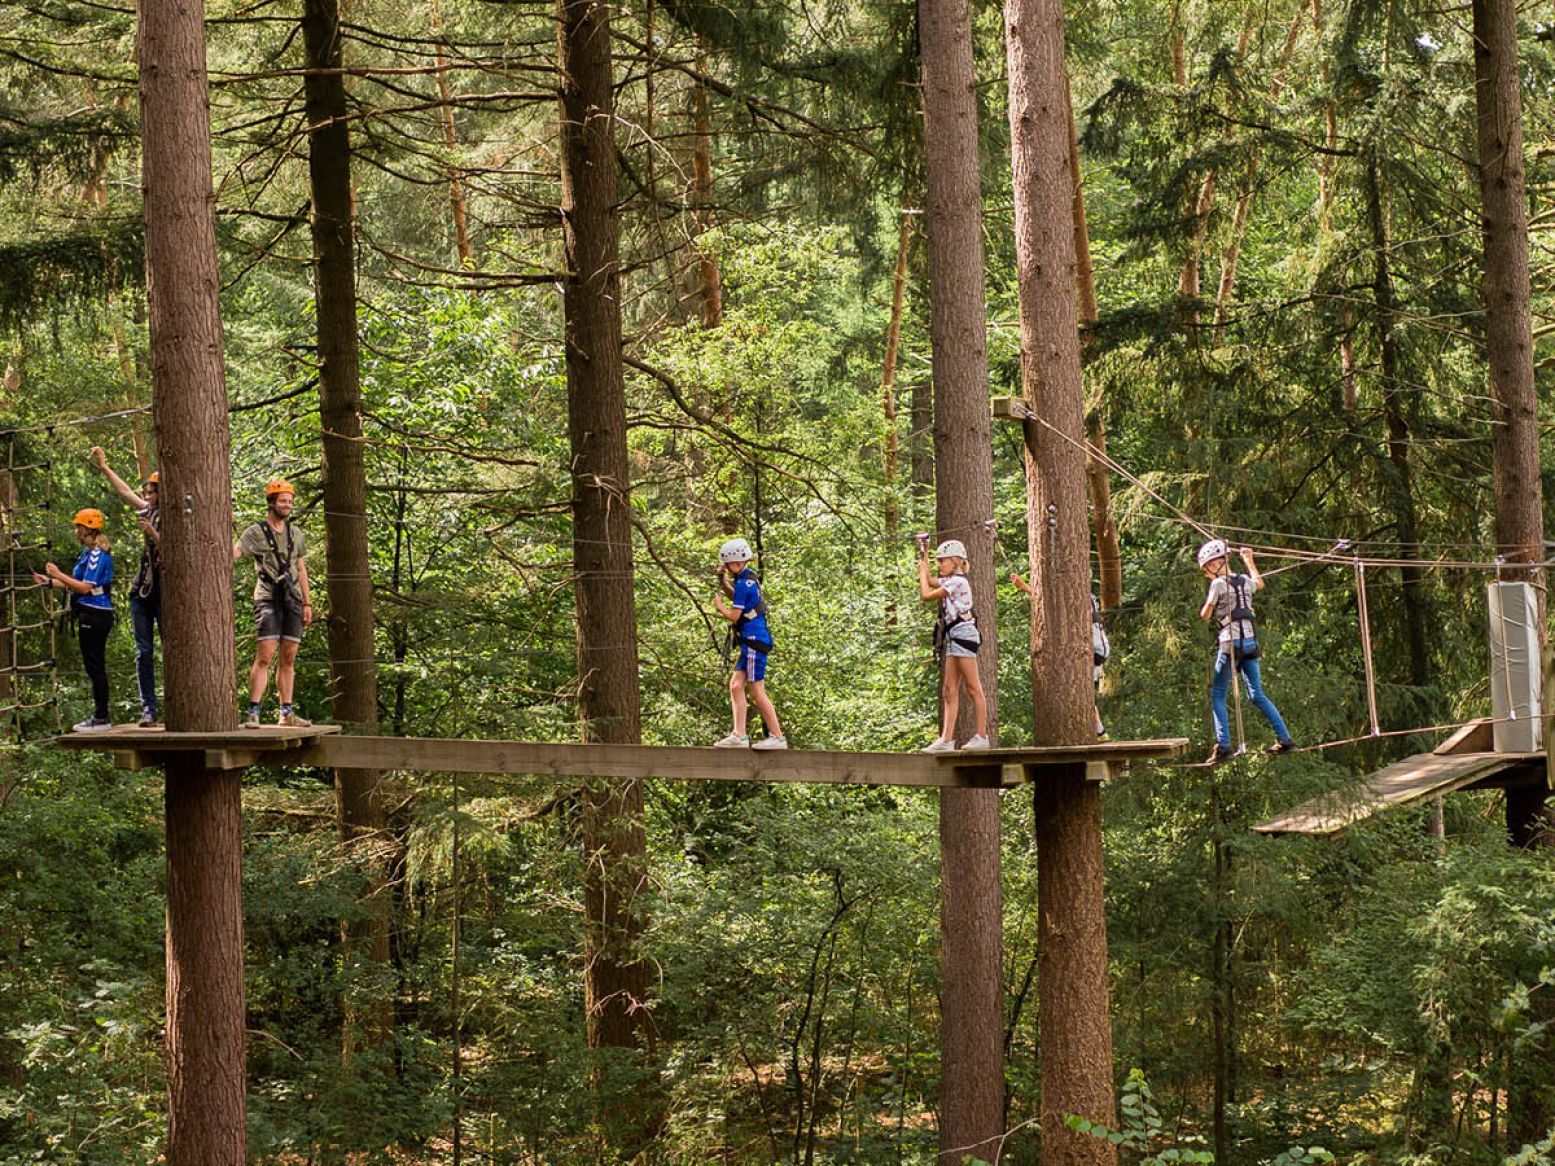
[918,537,989,753]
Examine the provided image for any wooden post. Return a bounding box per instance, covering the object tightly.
[139,0,243,1153]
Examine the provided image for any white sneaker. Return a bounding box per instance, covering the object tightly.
[921,737,956,754]
[751,735,789,751]
[713,733,751,748]
[962,735,990,751]
[72,717,113,733]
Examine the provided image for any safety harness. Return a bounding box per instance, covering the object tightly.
[1091,594,1110,667]
[721,570,775,667]
[933,577,980,663]
[1215,572,1259,659]
[133,505,161,599]
[255,520,301,608]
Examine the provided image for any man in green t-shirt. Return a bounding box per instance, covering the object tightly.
[233,478,314,727]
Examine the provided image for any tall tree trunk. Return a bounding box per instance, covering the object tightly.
[1474,3,1554,1140]
[882,209,912,564]
[301,0,392,1064]
[918,0,1003,1155]
[430,0,473,265]
[140,0,243,1154]
[1007,0,1117,1161]
[1474,0,1544,587]
[1363,154,1430,687]
[691,37,724,328]
[1066,87,1122,610]
[557,0,659,1131]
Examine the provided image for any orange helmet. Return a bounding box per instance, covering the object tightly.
[265,478,296,502]
[145,471,160,486]
[73,508,105,530]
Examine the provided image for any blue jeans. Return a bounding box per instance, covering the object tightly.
[130,590,161,712]
[1211,638,1291,747]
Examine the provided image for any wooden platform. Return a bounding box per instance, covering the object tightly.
[55,728,1187,789]
[55,723,342,772]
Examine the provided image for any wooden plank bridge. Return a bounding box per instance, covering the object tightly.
[1254,719,1548,835]
[55,725,1188,787]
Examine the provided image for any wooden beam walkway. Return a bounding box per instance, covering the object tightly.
[56,726,1187,788]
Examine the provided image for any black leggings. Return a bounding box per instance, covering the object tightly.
[76,607,114,721]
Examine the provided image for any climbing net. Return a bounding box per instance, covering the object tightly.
[0,429,62,741]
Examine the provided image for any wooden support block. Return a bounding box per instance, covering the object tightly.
[990,395,1034,423]
[202,750,261,772]
[1433,718,1494,756]
[113,750,152,771]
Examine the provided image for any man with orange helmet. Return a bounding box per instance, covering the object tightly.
[34,508,116,731]
[91,446,162,726]
[233,478,314,727]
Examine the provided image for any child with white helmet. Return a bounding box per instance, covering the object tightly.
[1197,538,1295,764]
[711,537,787,749]
[918,535,989,753]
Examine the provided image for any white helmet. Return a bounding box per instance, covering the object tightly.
[1196,538,1229,568]
[719,537,754,564]
[934,539,968,561]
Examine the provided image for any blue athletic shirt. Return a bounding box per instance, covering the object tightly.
[730,568,769,644]
[72,546,114,611]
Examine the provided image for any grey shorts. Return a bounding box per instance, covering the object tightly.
[255,597,304,643]
[945,626,981,659]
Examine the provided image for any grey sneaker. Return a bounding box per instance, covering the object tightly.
[137,707,158,729]
[961,734,990,751]
[278,711,313,728]
[751,735,789,751]
[72,717,113,733]
[242,709,262,729]
[713,732,751,748]
[921,737,956,754]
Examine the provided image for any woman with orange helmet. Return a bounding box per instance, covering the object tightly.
[91,446,162,726]
[233,477,314,727]
[34,508,116,732]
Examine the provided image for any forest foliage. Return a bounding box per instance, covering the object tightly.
[0,0,1552,1160]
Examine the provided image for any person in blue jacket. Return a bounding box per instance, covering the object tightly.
[35,509,115,732]
[711,538,787,749]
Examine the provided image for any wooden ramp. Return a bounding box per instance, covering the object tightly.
[55,727,1186,789]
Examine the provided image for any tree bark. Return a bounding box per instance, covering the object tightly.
[1363,153,1430,688]
[918,0,1003,1155]
[430,0,473,265]
[1066,86,1122,610]
[691,37,724,329]
[557,0,658,1127]
[882,209,912,562]
[1474,0,1544,589]
[1006,0,1116,1159]
[1034,770,1117,1166]
[301,0,392,1064]
[140,0,243,1153]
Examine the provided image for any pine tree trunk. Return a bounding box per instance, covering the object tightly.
[1474,0,1544,588]
[1066,88,1122,610]
[301,0,392,1064]
[140,0,243,1153]
[1363,154,1430,687]
[918,0,1003,1154]
[691,38,724,329]
[430,0,473,265]
[1006,0,1116,1159]
[557,0,658,1126]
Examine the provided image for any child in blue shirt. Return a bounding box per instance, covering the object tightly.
[35,508,115,731]
[711,538,787,749]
